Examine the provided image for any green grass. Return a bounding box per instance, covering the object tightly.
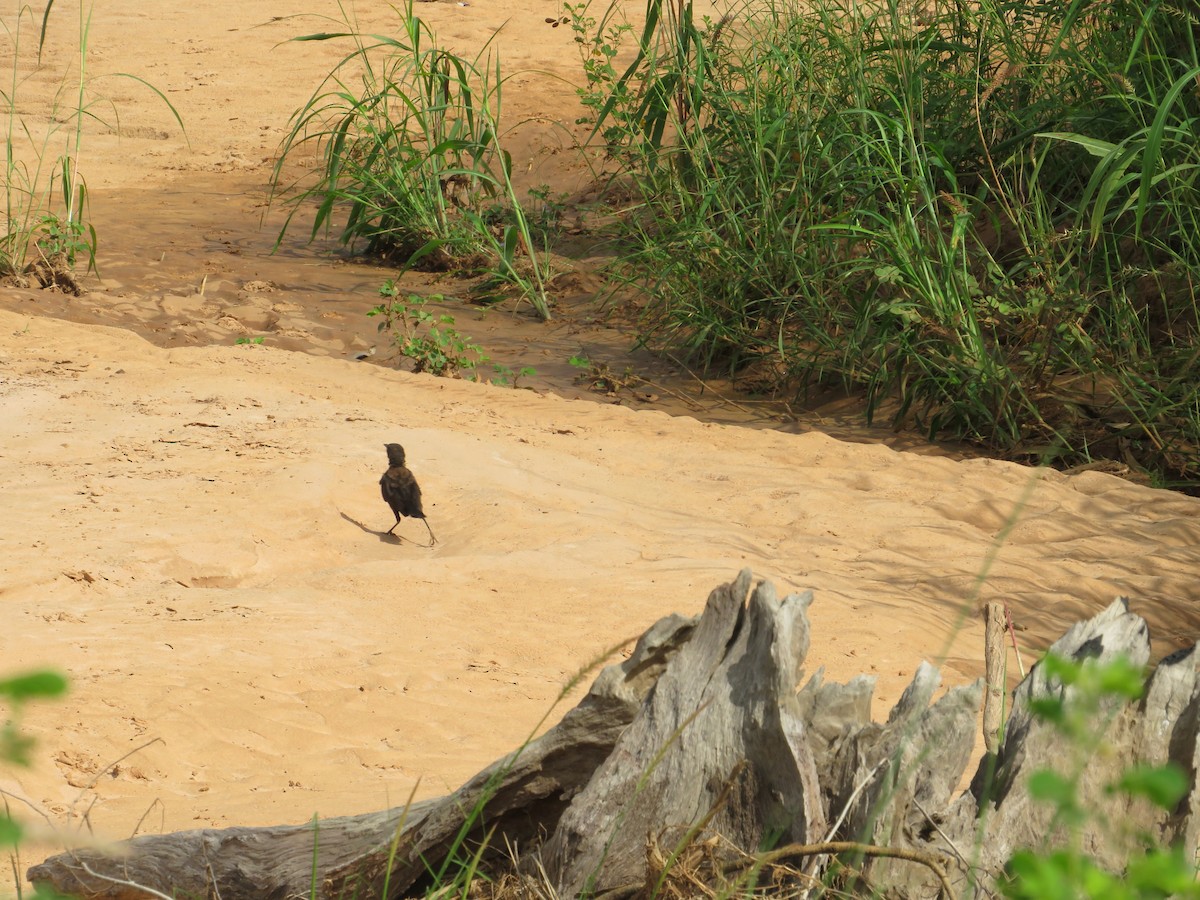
[265,0,1199,486]
[570,0,1200,489]
[1,0,182,282]
[269,0,553,319]
[3,0,95,279]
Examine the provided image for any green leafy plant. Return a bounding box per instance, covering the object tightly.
[368,282,540,385]
[1001,654,1198,900]
[565,0,646,160]
[570,0,1200,487]
[490,363,537,387]
[234,336,265,346]
[2,669,68,899]
[368,283,490,378]
[32,212,93,273]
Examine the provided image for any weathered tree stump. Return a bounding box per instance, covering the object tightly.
[936,597,1192,893]
[27,573,1199,900]
[541,570,828,897]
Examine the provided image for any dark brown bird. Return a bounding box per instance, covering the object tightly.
[380,443,437,545]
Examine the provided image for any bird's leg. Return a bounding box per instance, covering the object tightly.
[422,518,438,546]
[386,517,401,536]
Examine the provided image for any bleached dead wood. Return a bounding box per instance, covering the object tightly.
[935,597,1187,894]
[28,574,1199,900]
[983,601,1007,754]
[540,570,829,897]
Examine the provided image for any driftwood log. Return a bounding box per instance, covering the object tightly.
[28,570,1199,899]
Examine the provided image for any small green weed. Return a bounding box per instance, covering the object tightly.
[234,336,265,346]
[571,355,636,394]
[368,282,489,378]
[367,284,540,386]
[565,0,637,157]
[491,363,537,387]
[33,213,95,274]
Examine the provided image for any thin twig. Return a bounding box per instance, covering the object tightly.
[72,859,176,900]
[128,798,165,841]
[911,796,971,870]
[747,841,957,900]
[719,832,824,896]
[0,788,100,850]
[649,760,749,899]
[658,351,764,416]
[79,797,97,836]
[75,737,165,797]
[0,790,54,828]
[202,841,224,900]
[36,735,169,863]
[682,760,747,844]
[820,757,889,844]
[630,376,708,412]
[8,850,20,900]
[800,755,890,882]
[5,794,22,900]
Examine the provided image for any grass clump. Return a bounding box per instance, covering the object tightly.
[573,0,1200,488]
[271,0,553,319]
[2,0,181,287]
[2,1,94,284]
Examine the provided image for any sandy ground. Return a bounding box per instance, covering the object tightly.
[3,0,1200,893]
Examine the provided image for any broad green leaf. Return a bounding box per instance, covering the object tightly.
[0,726,37,767]
[1111,763,1188,810]
[1029,769,1075,807]
[1036,131,1119,159]
[1029,697,1066,725]
[1039,654,1081,684]
[1002,849,1075,900]
[0,815,23,848]
[1096,657,1144,699]
[1125,846,1200,896]
[0,671,67,702]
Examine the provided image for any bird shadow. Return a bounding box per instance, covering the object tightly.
[338,511,431,547]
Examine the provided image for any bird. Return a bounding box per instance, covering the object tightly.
[379,443,437,545]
